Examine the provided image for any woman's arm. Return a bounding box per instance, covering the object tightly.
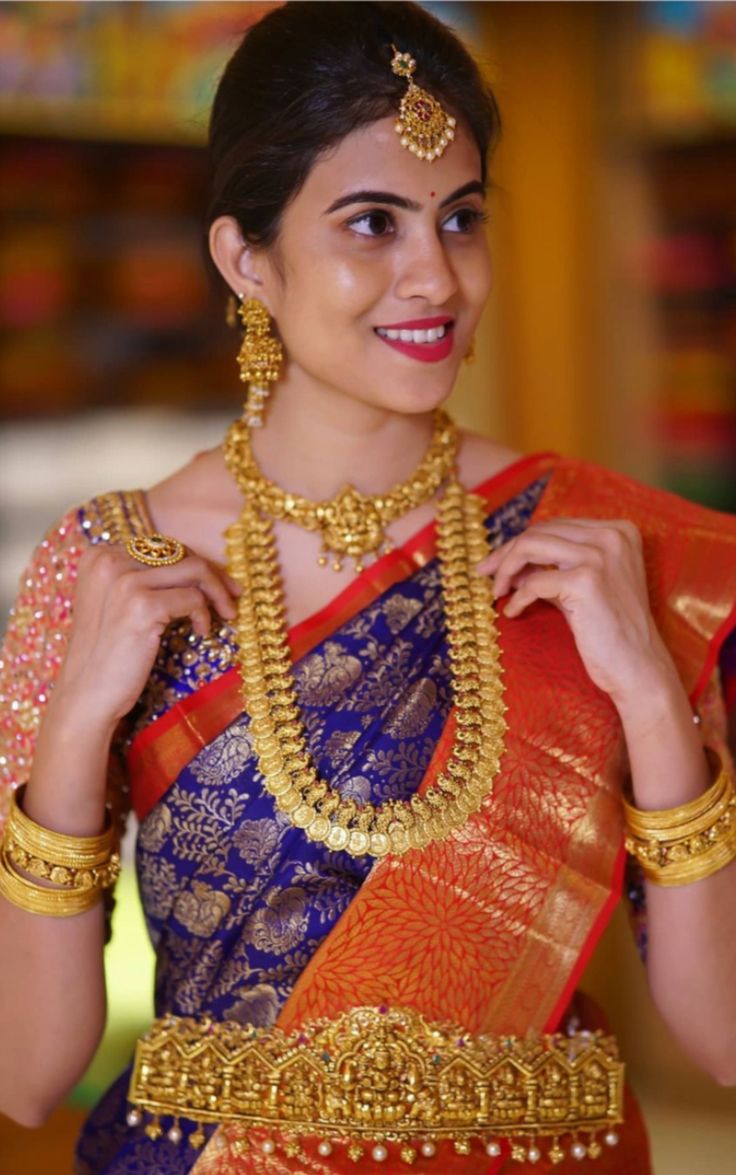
[480,516,736,1085]
[0,691,116,1125]
[616,663,736,1086]
[0,508,239,1125]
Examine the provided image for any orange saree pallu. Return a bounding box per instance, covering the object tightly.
[117,455,736,1175]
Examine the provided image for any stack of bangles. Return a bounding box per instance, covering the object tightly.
[0,785,120,916]
[623,748,736,886]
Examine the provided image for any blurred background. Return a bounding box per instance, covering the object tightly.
[1,1,735,1171]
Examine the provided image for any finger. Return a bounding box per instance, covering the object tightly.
[502,568,570,618]
[224,572,244,595]
[525,518,643,553]
[129,585,214,640]
[483,535,604,599]
[480,518,640,576]
[119,557,239,620]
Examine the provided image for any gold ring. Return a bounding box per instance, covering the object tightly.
[126,533,187,567]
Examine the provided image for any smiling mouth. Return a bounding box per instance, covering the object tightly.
[375,322,452,344]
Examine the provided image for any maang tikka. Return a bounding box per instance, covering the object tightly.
[391,45,456,161]
[229,294,283,427]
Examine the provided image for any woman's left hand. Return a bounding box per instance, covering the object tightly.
[476,518,677,711]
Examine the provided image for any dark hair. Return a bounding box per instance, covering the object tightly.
[204,1,501,287]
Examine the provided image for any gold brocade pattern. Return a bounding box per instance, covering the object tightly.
[174,881,232,937]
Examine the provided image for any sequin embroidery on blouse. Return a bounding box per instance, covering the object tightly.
[0,490,150,826]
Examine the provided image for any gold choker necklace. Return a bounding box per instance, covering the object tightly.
[223,408,458,573]
[223,454,507,859]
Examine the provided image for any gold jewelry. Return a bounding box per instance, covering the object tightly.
[391,45,457,161]
[0,786,120,914]
[127,1005,624,1164]
[236,295,283,428]
[224,408,459,573]
[126,534,186,567]
[623,751,736,886]
[464,336,476,365]
[8,785,115,862]
[224,470,507,860]
[5,786,119,889]
[0,851,107,916]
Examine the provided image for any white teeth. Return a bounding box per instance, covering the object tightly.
[377,324,448,344]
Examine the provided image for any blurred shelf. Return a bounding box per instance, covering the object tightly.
[0,98,207,147]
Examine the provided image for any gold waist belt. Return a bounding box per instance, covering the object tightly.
[127,1005,625,1166]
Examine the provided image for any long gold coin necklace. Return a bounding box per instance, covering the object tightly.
[223,410,507,858]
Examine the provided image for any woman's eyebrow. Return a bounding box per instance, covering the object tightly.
[323,180,485,216]
[438,180,485,208]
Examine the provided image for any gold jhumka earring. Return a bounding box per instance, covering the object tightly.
[464,337,476,365]
[226,293,283,427]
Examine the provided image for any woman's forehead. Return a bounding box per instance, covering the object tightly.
[293,117,483,213]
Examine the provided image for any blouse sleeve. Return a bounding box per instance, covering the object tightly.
[0,506,131,939]
[0,507,83,821]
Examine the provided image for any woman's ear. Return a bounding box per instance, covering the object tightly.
[208,215,268,304]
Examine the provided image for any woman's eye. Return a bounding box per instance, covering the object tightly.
[347,210,394,237]
[443,207,488,233]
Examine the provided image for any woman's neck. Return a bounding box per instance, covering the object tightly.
[246,382,439,501]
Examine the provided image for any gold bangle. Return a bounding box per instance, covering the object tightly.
[622,749,728,836]
[0,849,104,916]
[624,833,736,887]
[7,785,114,866]
[3,840,121,891]
[623,752,736,886]
[625,778,732,845]
[640,835,736,887]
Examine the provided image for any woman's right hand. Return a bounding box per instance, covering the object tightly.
[52,542,242,727]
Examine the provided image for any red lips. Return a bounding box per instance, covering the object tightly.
[375,320,455,364]
[376,316,453,330]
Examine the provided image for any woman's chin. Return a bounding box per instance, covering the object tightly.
[385,376,458,415]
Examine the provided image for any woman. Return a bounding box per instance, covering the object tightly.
[0,3,735,1172]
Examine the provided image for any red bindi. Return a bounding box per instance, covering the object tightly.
[430,191,436,198]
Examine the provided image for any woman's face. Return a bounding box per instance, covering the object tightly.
[240,115,491,416]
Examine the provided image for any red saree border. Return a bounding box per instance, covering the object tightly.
[273,450,560,659]
[127,671,243,820]
[127,452,560,823]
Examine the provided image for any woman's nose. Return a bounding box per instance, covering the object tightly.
[394,233,458,306]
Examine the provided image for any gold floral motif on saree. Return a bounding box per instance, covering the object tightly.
[174,880,232,938]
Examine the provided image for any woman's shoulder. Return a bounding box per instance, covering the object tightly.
[69,447,222,552]
[12,478,168,598]
[457,430,524,482]
[457,430,560,499]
